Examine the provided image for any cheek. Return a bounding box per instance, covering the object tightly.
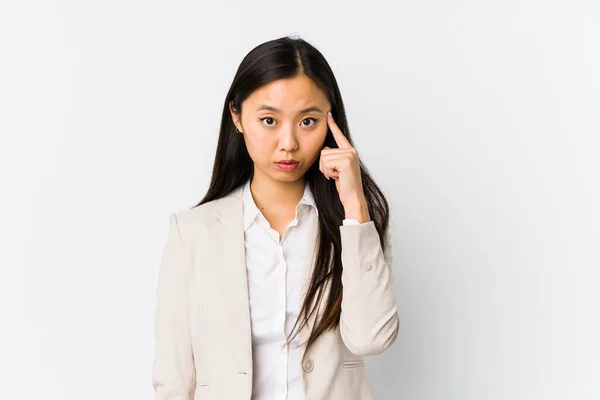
[302,131,328,159]
[243,130,275,162]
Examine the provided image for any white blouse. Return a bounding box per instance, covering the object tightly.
[242,179,359,400]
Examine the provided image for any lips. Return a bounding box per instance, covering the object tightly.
[274,159,300,171]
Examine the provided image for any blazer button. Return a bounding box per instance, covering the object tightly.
[302,358,314,372]
[362,262,373,271]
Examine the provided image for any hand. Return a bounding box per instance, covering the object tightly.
[319,111,371,223]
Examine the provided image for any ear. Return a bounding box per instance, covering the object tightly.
[229,101,242,132]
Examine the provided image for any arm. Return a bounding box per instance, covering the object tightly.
[152,213,196,399]
[338,220,400,356]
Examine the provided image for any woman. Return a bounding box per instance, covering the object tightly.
[152,36,399,400]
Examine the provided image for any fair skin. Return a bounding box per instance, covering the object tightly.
[230,74,370,240]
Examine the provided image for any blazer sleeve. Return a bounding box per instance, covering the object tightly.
[152,213,196,400]
[339,221,400,356]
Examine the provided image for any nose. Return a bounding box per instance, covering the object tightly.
[278,125,298,152]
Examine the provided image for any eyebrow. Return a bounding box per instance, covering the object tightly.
[255,104,324,114]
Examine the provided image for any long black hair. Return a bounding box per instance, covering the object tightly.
[194,36,390,350]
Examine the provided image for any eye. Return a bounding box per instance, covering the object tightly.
[301,117,318,127]
[259,117,276,127]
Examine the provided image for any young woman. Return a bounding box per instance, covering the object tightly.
[152,36,399,400]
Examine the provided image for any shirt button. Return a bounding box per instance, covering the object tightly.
[302,358,314,372]
[362,262,373,271]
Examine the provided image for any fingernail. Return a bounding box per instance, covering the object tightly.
[327,111,332,118]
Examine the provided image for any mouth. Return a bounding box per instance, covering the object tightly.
[274,159,300,171]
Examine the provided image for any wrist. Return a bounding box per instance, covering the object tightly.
[343,197,371,224]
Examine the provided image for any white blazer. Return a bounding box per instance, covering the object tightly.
[152,186,400,399]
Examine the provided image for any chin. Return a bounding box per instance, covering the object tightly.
[270,169,305,183]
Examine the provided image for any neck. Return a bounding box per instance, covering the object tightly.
[250,168,306,214]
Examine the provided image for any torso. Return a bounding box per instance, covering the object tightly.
[242,179,319,399]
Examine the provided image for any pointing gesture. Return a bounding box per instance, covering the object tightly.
[319,111,371,223]
[328,111,352,149]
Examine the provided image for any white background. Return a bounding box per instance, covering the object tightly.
[1,1,599,399]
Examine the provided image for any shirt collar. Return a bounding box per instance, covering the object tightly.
[242,179,318,232]
[242,180,261,232]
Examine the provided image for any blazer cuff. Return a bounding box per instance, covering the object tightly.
[339,221,386,282]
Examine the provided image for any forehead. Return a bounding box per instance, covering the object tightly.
[244,75,329,112]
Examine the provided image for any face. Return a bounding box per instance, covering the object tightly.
[230,74,331,184]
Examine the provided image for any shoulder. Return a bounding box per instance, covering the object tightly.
[168,186,244,243]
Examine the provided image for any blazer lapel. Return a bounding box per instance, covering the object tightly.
[209,186,253,374]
